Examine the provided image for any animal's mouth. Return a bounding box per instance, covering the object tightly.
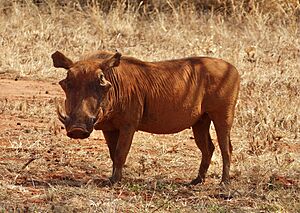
[67,126,90,139]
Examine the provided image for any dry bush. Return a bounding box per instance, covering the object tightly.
[3,0,300,18]
[0,0,299,212]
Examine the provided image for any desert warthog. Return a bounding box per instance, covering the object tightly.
[52,50,240,185]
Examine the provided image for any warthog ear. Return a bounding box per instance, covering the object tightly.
[51,51,73,69]
[100,51,122,71]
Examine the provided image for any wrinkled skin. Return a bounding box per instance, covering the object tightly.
[52,50,240,185]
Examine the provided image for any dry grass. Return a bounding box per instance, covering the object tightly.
[0,1,299,212]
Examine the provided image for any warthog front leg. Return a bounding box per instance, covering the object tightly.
[103,130,119,178]
[108,127,135,184]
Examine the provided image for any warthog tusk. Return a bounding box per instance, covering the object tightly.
[94,107,104,126]
[56,103,68,124]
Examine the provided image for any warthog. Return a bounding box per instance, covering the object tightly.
[52,50,240,185]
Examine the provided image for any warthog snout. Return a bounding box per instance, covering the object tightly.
[65,117,95,139]
[67,126,90,139]
[56,103,96,139]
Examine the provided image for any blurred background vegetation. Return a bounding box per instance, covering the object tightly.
[2,0,300,21]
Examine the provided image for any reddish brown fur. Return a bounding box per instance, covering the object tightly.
[52,50,240,185]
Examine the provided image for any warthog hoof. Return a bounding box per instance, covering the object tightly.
[190,177,205,185]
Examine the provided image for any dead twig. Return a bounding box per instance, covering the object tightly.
[21,157,38,170]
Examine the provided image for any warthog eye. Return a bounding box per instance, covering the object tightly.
[99,73,107,86]
[98,71,112,89]
[59,79,67,90]
[99,73,105,83]
[59,78,75,91]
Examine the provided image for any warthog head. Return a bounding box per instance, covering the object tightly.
[52,51,121,139]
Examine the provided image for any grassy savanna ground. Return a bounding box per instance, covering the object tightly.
[0,1,299,212]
